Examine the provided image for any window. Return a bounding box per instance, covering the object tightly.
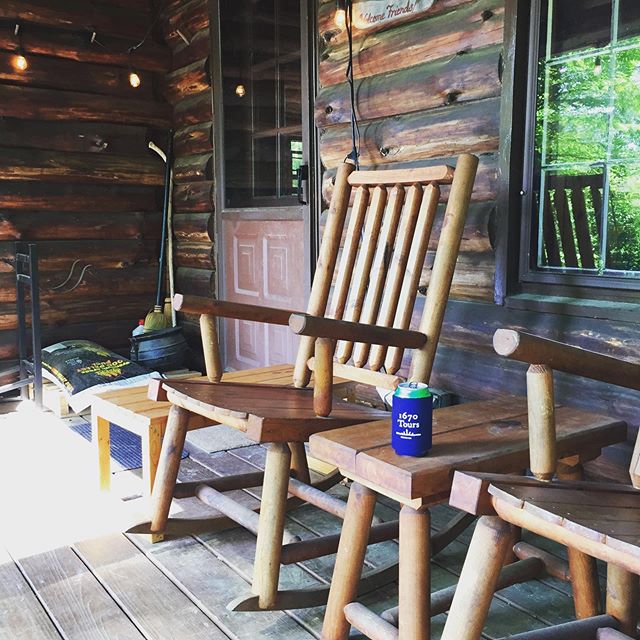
[520,0,640,289]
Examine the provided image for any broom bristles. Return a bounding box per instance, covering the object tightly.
[144,305,170,331]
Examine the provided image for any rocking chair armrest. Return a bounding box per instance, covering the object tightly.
[289,313,427,349]
[493,328,640,392]
[173,294,299,326]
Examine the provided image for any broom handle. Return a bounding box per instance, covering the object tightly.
[156,129,173,309]
[167,166,177,326]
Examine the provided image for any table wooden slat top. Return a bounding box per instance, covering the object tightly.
[309,396,627,504]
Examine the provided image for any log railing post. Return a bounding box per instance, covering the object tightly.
[526,364,556,481]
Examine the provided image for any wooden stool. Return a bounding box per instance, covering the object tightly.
[309,396,626,640]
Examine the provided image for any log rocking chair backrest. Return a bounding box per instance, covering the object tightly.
[293,153,478,390]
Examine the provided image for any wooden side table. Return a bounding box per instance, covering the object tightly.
[91,379,209,497]
[90,365,354,498]
[309,396,627,640]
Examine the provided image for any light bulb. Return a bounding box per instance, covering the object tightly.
[14,54,28,71]
[235,83,246,97]
[334,7,346,28]
[129,71,141,88]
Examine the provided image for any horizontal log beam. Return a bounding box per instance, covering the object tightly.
[162,0,210,47]
[315,46,501,127]
[174,124,213,157]
[173,180,214,212]
[289,313,427,349]
[173,294,297,325]
[493,329,640,391]
[0,53,156,100]
[0,211,146,241]
[319,0,503,86]
[173,152,214,182]
[0,25,169,72]
[164,58,211,104]
[317,0,473,46]
[175,267,215,299]
[0,149,164,185]
[0,119,155,156]
[0,0,152,40]
[319,98,500,168]
[173,213,213,242]
[0,239,155,272]
[0,183,160,212]
[0,84,171,127]
[172,29,211,69]
[173,91,212,127]
[174,241,214,269]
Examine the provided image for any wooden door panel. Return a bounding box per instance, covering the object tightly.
[223,219,305,370]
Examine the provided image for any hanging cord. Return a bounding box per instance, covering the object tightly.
[345,0,360,168]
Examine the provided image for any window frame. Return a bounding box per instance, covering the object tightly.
[496,0,640,313]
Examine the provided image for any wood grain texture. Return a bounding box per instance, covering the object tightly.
[15,546,145,639]
[73,535,228,639]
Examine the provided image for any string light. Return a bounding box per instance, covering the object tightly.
[335,0,346,28]
[235,83,246,98]
[129,70,142,88]
[12,24,28,72]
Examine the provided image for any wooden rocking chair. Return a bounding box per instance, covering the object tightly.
[141,154,479,611]
[442,330,640,640]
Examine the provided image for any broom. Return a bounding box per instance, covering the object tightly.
[144,129,174,332]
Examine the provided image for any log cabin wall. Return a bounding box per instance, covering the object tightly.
[160,0,215,350]
[316,0,640,437]
[0,0,171,376]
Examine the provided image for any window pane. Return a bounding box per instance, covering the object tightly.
[537,167,604,270]
[618,0,640,42]
[550,0,611,55]
[606,164,640,271]
[540,55,612,164]
[611,47,640,158]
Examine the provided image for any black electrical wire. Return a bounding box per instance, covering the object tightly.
[345,0,360,168]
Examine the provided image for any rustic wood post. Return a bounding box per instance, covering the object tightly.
[441,516,514,640]
[321,482,377,640]
[200,313,223,381]
[526,364,556,481]
[557,461,602,618]
[313,337,335,416]
[605,564,639,636]
[252,443,291,609]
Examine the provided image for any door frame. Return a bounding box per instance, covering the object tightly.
[208,0,321,364]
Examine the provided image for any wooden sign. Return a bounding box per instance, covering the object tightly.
[352,0,436,29]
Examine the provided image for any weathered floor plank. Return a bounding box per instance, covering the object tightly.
[74,534,229,640]
[0,547,61,640]
[14,546,145,640]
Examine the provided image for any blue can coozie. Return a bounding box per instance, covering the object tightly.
[391,382,433,457]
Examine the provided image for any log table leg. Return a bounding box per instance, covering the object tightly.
[141,421,163,498]
[150,405,190,541]
[322,482,377,640]
[441,516,514,640]
[557,462,601,618]
[606,564,639,636]
[92,414,111,492]
[398,505,431,640]
[252,442,291,609]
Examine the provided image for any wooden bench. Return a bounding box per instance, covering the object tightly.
[309,397,627,640]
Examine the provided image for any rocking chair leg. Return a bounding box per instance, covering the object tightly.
[150,405,190,536]
[289,442,311,484]
[252,442,291,609]
[399,505,431,640]
[321,482,377,640]
[558,462,601,618]
[441,516,514,640]
[606,564,639,636]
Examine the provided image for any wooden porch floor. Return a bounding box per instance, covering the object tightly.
[0,400,618,640]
